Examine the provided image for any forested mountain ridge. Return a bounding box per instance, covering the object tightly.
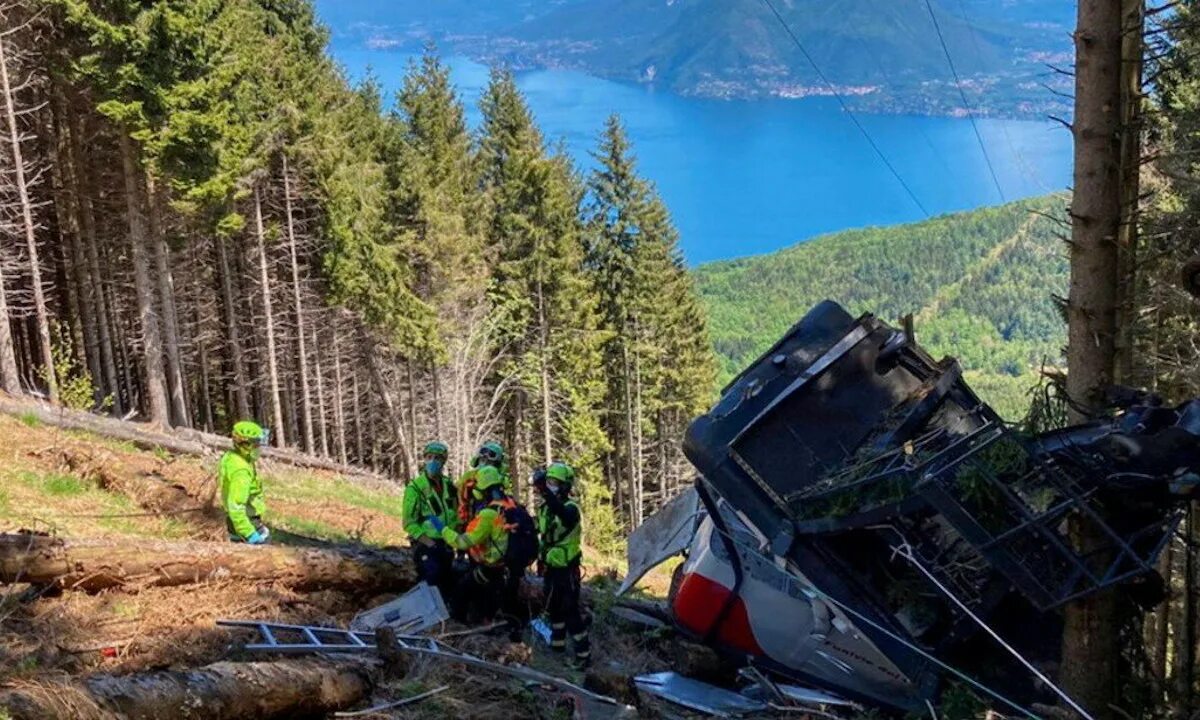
[694,195,1069,418]
[320,0,1075,118]
[0,0,714,534]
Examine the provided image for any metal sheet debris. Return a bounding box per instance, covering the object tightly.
[618,488,702,596]
[350,581,448,634]
[633,672,768,717]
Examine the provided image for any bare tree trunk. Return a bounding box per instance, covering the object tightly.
[633,342,645,527]
[215,234,250,419]
[0,262,17,395]
[333,330,348,464]
[405,359,418,461]
[352,367,364,464]
[431,358,443,437]
[0,32,55,402]
[313,327,329,458]
[282,155,314,452]
[68,110,120,413]
[1113,0,1144,384]
[52,89,103,395]
[145,175,189,426]
[1061,2,1124,717]
[537,277,553,463]
[621,342,638,526]
[1174,506,1197,715]
[254,185,285,445]
[356,322,413,477]
[119,133,169,426]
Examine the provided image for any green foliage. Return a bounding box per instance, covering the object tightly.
[44,325,109,412]
[39,472,88,494]
[18,412,40,428]
[694,195,1069,417]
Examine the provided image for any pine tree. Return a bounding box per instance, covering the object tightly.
[585,114,715,526]
[479,69,609,498]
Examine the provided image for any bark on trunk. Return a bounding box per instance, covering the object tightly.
[0,658,372,720]
[253,186,285,446]
[146,174,189,427]
[215,234,250,419]
[0,255,19,395]
[282,155,314,453]
[1112,0,1144,384]
[356,322,414,478]
[0,533,415,593]
[313,328,329,458]
[68,110,120,413]
[333,331,348,464]
[119,133,169,426]
[0,32,55,402]
[52,89,102,396]
[1061,2,1124,717]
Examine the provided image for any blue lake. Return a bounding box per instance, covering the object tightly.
[327,44,1073,265]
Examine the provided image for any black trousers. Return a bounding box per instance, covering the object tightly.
[451,563,526,639]
[544,561,589,660]
[413,540,455,597]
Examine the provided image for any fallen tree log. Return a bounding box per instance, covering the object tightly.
[0,658,373,720]
[0,395,390,482]
[49,446,208,516]
[0,533,415,593]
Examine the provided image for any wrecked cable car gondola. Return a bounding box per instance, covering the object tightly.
[623,300,1199,714]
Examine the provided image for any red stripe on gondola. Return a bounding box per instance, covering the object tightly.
[672,572,765,657]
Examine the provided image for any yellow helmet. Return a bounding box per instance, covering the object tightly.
[473,465,504,492]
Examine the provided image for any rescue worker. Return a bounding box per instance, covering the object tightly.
[402,441,459,595]
[534,461,590,667]
[454,440,513,523]
[220,421,270,544]
[435,464,530,640]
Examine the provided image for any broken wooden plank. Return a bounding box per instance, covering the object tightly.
[0,533,415,593]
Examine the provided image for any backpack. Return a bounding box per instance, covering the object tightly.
[494,499,539,570]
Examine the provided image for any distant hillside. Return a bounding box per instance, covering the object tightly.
[693,195,1069,419]
[327,0,1075,117]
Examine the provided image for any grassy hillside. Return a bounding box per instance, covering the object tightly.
[693,195,1069,419]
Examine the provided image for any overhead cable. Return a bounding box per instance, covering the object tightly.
[922,0,1007,202]
[758,0,930,217]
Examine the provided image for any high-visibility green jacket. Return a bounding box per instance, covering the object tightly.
[538,500,582,568]
[219,450,266,539]
[442,505,507,566]
[402,471,458,541]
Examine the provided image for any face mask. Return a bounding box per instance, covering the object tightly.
[547,481,561,495]
[425,458,444,477]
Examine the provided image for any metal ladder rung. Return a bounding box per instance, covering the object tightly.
[259,624,277,647]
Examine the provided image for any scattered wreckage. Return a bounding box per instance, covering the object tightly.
[219,299,1199,717]
[624,300,1200,716]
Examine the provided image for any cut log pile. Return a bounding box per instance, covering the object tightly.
[0,658,374,720]
[0,533,415,593]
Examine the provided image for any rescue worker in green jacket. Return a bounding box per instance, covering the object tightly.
[534,461,590,667]
[220,421,270,544]
[436,465,527,639]
[402,441,459,595]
